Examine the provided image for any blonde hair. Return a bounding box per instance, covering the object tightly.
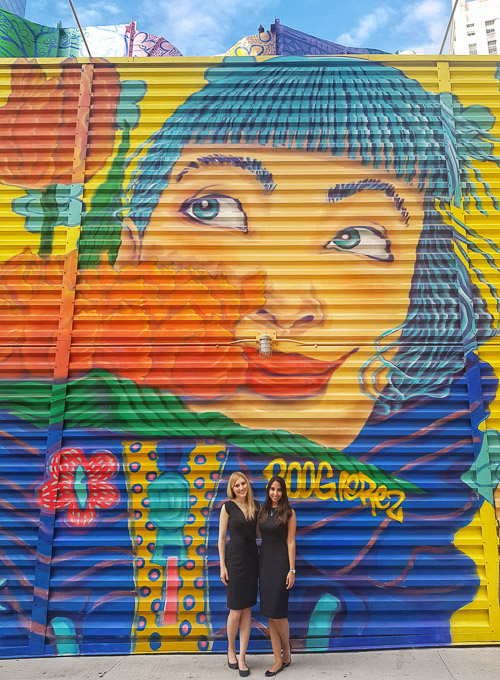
[227,472,256,521]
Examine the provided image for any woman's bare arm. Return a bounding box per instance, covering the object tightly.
[286,509,296,589]
[218,504,230,585]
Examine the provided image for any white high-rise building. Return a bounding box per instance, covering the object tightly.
[0,0,26,17]
[450,0,500,54]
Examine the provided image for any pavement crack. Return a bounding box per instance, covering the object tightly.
[437,650,457,680]
[97,656,124,678]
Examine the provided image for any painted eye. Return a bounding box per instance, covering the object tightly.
[180,194,248,232]
[324,226,393,262]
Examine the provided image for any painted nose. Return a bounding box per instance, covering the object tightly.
[251,293,324,331]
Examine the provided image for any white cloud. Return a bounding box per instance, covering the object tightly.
[53,0,121,28]
[334,0,449,55]
[139,0,272,55]
[397,0,449,53]
[336,7,394,47]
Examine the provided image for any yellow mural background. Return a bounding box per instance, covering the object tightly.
[0,55,499,646]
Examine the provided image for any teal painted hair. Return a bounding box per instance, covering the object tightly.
[125,56,500,411]
[130,56,499,229]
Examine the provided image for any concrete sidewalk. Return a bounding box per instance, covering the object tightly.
[0,647,499,680]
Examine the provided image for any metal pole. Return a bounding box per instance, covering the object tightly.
[67,0,93,58]
[440,0,460,55]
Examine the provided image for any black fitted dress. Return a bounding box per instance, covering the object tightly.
[224,500,260,610]
[259,510,290,619]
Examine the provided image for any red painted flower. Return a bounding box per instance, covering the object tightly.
[39,447,119,527]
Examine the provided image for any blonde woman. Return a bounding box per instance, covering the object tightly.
[219,472,260,677]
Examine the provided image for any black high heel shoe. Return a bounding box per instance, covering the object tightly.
[228,655,238,670]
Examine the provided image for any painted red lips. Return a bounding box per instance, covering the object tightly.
[244,346,357,398]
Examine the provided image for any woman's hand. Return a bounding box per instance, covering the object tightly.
[286,570,295,589]
[220,565,229,585]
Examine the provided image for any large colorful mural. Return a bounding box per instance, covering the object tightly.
[0,55,500,658]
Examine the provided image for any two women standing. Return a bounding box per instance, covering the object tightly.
[218,473,296,676]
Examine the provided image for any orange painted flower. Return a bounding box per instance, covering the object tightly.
[0,249,65,378]
[73,261,265,399]
[0,253,265,399]
[0,59,121,188]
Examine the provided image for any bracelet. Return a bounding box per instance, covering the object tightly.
[289,569,296,574]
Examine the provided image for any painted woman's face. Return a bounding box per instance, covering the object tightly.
[127,144,427,449]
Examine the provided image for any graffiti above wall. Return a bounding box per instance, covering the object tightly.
[0,8,181,57]
[0,55,499,658]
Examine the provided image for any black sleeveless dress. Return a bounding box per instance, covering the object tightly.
[259,510,290,619]
[224,500,260,610]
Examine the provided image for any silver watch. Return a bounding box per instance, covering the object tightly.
[289,569,296,574]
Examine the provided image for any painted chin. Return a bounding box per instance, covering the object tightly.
[244,347,358,399]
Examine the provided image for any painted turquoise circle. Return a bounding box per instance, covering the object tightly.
[137,616,147,630]
[216,449,226,461]
[185,560,195,571]
[137,536,143,546]
[205,491,213,501]
[141,498,150,508]
[149,631,162,651]
[190,495,197,506]
[130,442,142,453]
[201,508,208,517]
[187,514,196,525]
[146,472,157,481]
[198,636,208,651]
[151,598,161,612]
[334,228,361,249]
[145,521,155,531]
[136,558,145,568]
[147,542,155,553]
[148,451,157,460]
[129,462,141,472]
[194,477,205,489]
[135,510,142,519]
[179,620,192,636]
[196,612,207,624]
[198,527,206,536]
[183,595,195,611]
[195,455,207,465]
[132,484,143,494]
[184,535,193,546]
[197,545,206,556]
[210,472,219,481]
[181,466,191,474]
[194,577,204,589]
[192,198,219,221]
[140,586,151,597]
[148,569,161,581]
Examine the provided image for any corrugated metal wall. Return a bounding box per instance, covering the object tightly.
[0,55,500,658]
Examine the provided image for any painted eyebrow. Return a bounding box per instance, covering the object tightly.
[175,154,276,191]
[327,179,410,226]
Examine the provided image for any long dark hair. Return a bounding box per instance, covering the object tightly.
[259,475,292,525]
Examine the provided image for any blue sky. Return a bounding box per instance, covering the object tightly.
[25,0,452,55]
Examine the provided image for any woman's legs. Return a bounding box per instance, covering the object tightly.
[273,618,290,663]
[267,619,284,672]
[238,608,252,670]
[227,609,242,663]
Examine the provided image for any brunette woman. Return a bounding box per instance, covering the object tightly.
[219,472,260,677]
[259,476,296,676]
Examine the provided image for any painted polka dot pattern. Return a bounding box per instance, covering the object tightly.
[123,439,229,653]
